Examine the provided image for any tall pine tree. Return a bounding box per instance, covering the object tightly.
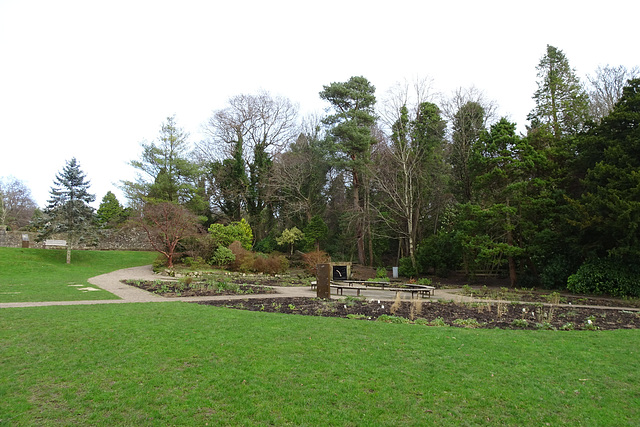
[528,45,590,138]
[39,158,96,264]
[320,76,377,264]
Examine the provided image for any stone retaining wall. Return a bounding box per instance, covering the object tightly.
[0,228,153,251]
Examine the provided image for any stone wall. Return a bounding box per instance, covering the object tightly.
[0,228,153,251]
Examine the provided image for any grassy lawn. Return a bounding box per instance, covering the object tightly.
[0,247,157,303]
[1,302,638,426]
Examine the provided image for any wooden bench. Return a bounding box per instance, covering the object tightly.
[329,281,435,298]
[43,239,67,248]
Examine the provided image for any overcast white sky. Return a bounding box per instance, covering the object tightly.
[1,0,638,208]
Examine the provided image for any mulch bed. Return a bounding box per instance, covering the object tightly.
[452,287,640,308]
[122,280,276,298]
[196,297,640,331]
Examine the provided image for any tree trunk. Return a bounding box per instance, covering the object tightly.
[506,199,517,287]
[66,232,71,264]
[353,171,366,265]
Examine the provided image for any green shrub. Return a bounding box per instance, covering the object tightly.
[375,267,388,279]
[178,276,193,286]
[209,219,253,251]
[452,318,482,328]
[398,257,417,278]
[210,247,236,267]
[539,255,575,289]
[182,256,206,268]
[511,319,528,328]
[560,322,575,331]
[417,277,432,286]
[416,231,463,276]
[254,235,277,253]
[179,235,216,264]
[567,258,640,297]
[376,315,410,324]
[152,254,167,271]
[346,314,367,320]
[428,317,448,327]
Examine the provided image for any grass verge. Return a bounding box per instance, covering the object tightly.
[1,302,639,425]
[0,247,157,302]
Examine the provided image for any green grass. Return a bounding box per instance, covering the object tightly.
[0,247,157,302]
[1,303,639,425]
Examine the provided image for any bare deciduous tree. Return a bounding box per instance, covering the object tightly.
[378,76,438,132]
[196,91,299,237]
[372,100,448,268]
[268,115,330,224]
[0,177,38,230]
[198,91,299,163]
[587,64,640,121]
[440,86,497,137]
[441,86,497,203]
[135,202,200,268]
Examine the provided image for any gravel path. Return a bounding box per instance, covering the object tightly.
[0,265,317,308]
[3,266,636,312]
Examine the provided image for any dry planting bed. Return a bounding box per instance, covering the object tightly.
[196,296,640,331]
[123,279,276,297]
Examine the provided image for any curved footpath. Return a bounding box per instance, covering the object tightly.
[0,265,317,309]
[1,265,638,312]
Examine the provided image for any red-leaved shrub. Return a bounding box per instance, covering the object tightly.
[301,250,331,275]
[229,241,289,274]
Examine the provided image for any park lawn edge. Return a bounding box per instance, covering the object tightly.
[0,247,157,303]
[1,302,638,426]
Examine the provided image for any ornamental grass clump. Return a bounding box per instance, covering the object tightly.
[390,293,402,314]
[409,296,423,321]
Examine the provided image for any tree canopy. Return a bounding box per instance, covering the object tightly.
[38,158,96,264]
[12,47,640,295]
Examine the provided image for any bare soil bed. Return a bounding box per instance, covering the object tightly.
[122,280,276,298]
[453,286,640,308]
[196,297,640,331]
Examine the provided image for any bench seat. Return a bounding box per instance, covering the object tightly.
[43,239,67,248]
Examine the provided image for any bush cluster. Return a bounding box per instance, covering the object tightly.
[398,257,417,278]
[211,247,235,267]
[229,241,289,274]
[567,258,640,297]
[416,231,463,276]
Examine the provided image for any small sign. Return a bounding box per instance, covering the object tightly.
[22,234,29,241]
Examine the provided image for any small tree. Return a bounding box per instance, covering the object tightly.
[38,158,96,264]
[96,191,127,227]
[303,215,328,251]
[136,201,200,268]
[276,227,304,255]
[122,115,203,212]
